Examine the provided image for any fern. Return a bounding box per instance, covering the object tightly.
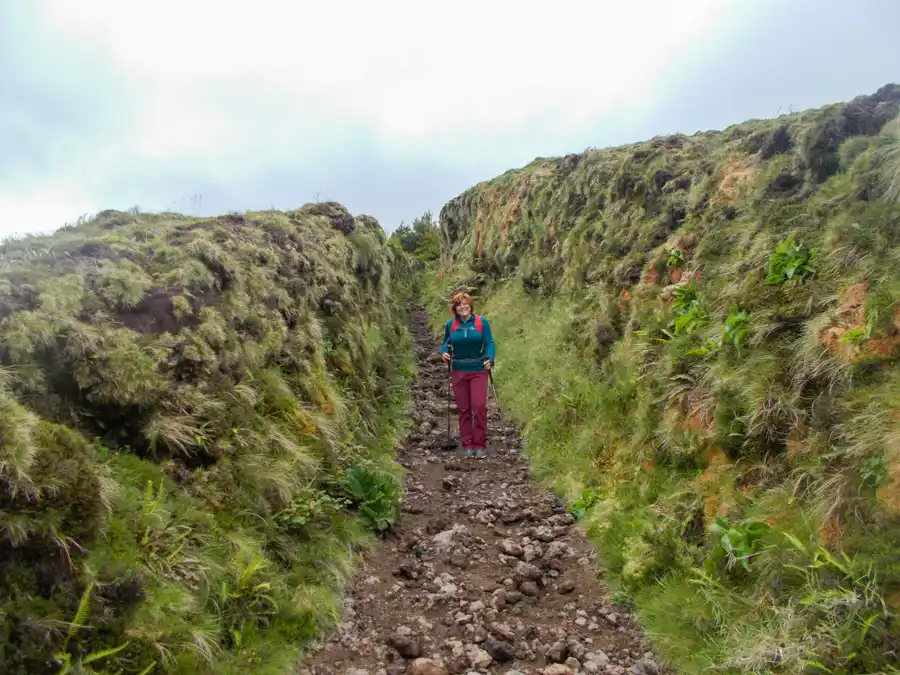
[66,581,94,643]
[82,641,130,664]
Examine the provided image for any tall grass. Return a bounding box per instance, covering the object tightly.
[1,204,417,674]
[436,282,900,674]
[425,85,900,674]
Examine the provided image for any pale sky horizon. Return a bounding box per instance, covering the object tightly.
[1,0,899,238]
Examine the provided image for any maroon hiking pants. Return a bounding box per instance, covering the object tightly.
[451,370,489,449]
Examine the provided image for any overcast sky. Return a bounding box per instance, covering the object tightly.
[1,0,898,238]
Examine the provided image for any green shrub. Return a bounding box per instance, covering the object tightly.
[764,235,816,285]
[707,517,773,573]
[342,463,402,532]
[720,305,750,353]
[567,486,602,520]
[664,280,709,338]
[666,246,686,268]
[273,491,350,535]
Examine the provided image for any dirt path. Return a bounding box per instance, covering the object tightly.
[299,304,666,675]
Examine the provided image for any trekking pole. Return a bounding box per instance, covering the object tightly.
[488,369,506,428]
[446,345,453,438]
[438,345,458,450]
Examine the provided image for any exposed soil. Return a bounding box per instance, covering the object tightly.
[299,304,668,675]
[114,287,200,335]
[819,282,900,363]
[712,156,758,204]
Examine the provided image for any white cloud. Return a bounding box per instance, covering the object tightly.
[0,186,96,239]
[128,95,235,161]
[40,0,730,144]
[23,0,889,236]
[0,0,732,236]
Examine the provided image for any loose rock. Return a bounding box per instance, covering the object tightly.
[387,634,421,659]
[490,622,516,641]
[484,636,516,663]
[543,665,574,675]
[547,640,569,663]
[465,645,493,669]
[407,658,449,675]
[499,539,525,557]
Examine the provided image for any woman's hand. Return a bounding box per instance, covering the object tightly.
[442,352,452,362]
[483,359,492,370]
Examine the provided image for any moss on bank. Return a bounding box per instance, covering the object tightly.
[426,84,900,673]
[0,203,415,674]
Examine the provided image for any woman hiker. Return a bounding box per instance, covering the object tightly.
[440,291,496,458]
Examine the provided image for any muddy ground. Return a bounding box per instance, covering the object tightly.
[299,304,667,675]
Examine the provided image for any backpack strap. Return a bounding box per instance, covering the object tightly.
[449,315,483,335]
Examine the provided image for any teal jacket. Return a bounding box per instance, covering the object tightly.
[440,314,496,372]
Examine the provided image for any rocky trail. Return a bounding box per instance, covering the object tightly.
[299,305,667,675]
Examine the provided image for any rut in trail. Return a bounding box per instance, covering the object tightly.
[299,304,667,675]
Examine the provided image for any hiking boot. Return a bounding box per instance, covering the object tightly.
[464,448,477,458]
[473,448,486,459]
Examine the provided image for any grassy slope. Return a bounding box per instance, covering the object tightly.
[425,84,900,674]
[0,203,416,674]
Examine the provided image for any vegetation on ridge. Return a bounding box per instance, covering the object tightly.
[0,203,415,674]
[425,83,900,674]
[390,211,442,266]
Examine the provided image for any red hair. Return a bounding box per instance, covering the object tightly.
[449,291,473,316]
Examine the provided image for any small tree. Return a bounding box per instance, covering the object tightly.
[391,221,417,252]
[389,210,441,263]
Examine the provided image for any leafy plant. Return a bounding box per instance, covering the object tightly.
[568,486,602,520]
[764,235,816,285]
[55,643,137,675]
[841,325,871,346]
[274,491,349,532]
[663,280,708,337]
[671,280,699,308]
[342,463,402,532]
[708,517,773,572]
[666,247,686,268]
[859,454,889,489]
[681,338,721,359]
[720,304,750,353]
[839,292,890,349]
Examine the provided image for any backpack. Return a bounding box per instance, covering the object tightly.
[449,314,483,335]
